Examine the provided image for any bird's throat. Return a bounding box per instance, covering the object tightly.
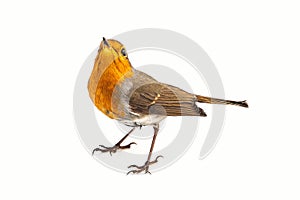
[88,56,133,118]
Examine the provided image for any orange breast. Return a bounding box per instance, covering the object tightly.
[94,58,133,119]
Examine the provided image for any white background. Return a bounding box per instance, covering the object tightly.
[1,0,299,199]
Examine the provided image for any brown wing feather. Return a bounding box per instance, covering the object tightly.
[129,83,207,117]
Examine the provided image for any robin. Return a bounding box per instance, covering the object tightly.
[88,37,248,174]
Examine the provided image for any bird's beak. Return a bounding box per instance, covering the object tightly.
[102,37,110,47]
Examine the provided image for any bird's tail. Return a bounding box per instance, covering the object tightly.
[196,95,248,108]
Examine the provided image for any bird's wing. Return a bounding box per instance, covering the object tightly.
[129,83,207,117]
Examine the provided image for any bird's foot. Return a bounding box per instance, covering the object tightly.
[127,155,163,175]
[92,142,136,156]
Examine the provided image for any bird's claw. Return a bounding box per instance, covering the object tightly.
[127,155,163,175]
[119,142,137,149]
[92,142,137,156]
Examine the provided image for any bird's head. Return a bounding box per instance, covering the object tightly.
[97,37,130,70]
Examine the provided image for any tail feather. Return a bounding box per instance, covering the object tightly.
[196,95,248,108]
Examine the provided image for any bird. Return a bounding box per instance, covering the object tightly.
[88,37,248,174]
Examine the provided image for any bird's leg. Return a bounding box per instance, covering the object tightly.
[127,124,163,175]
[92,127,136,156]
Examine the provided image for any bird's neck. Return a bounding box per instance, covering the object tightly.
[88,55,133,118]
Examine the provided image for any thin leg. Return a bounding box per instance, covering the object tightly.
[115,127,136,147]
[92,127,136,156]
[127,124,163,175]
[144,125,159,172]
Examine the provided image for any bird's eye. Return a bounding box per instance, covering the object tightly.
[121,48,127,57]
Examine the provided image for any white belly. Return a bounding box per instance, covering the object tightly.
[119,115,166,127]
